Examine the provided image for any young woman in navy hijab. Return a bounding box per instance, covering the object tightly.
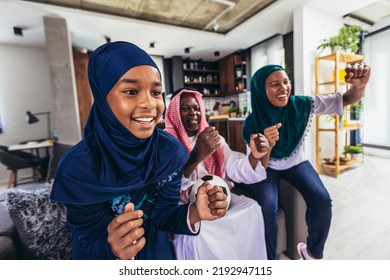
[51,41,228,260]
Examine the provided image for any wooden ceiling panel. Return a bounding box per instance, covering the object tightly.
[23,0,278,33]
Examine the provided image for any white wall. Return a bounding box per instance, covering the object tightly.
[0,45,53,185]
[293,6,343,164]
[150,55,165,93]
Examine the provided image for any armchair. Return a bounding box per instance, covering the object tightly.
[0,147,41,188]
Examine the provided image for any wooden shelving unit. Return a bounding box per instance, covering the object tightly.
[315,51,364,177]
[182,60,220,95]
[218,50,248,95]
[233,52,247,93]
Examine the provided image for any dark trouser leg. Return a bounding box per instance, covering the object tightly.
[283,160,332,259]
[253,168,281,260]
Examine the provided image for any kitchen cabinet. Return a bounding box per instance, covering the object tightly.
[208,116,228,144]
[208,117,247,154]
[219,54,235,95]
[228,119,246,154]
[219,50,248,96]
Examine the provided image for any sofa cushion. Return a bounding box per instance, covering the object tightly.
[6,186,72,259]
[0,202,15,237]
[0,202,20,260]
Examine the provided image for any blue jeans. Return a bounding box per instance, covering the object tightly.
[254,160,332,259]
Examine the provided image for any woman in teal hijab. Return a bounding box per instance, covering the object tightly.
[243,64,371,260]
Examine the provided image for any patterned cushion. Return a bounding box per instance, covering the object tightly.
[6,186,72,259]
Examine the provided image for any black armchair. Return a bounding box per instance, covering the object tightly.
[0,146,41,188]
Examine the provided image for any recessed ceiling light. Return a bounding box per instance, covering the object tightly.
[13,26,23,37]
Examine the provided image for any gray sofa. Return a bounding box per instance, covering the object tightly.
[277,180,307,259]
[0,142,73,260]
[233,178,307,260]
[0,199,18,259]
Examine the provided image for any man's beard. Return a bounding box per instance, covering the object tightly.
[185,120,199,134]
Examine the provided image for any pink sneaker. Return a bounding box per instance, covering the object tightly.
[297,242,317,260]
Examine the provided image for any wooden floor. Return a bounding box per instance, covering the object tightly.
[1,154,389,260]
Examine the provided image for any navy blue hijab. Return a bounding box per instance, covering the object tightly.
[51,41,188,204]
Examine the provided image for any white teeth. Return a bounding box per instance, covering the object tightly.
[135,117,153,122]
[277,94,287,98]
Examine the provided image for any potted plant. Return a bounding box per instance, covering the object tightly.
[317,25,362,53]
[344,144,363,160]
[228,107,240,118]
[349,101,363,120]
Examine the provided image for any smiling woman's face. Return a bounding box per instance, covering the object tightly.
[106,65,164,139]
[265,70,291,107]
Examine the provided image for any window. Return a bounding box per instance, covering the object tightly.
[250,35,285,76]
[362,28,390,149]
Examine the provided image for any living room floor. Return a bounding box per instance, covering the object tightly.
[321,154,390,260]
[1,154,389,260]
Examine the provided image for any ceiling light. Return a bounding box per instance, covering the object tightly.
[13,26,23,37]
[212,22,220,32]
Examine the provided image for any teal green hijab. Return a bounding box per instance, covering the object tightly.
[242,65,313,160]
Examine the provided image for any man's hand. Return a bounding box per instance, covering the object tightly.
[107,203,145,260]
[192,126,221,162]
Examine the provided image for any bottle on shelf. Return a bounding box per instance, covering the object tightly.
[233,51,247,93]
[183,59,220,96]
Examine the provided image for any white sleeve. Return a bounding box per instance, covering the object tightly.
[222,137,267,184]
[179,176,195,204]
[313,92,344,115]
[186,203,200,233]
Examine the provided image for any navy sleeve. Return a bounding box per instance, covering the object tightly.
[65,202,117,260]
[150,170,196,235]
[64,169,194,260]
